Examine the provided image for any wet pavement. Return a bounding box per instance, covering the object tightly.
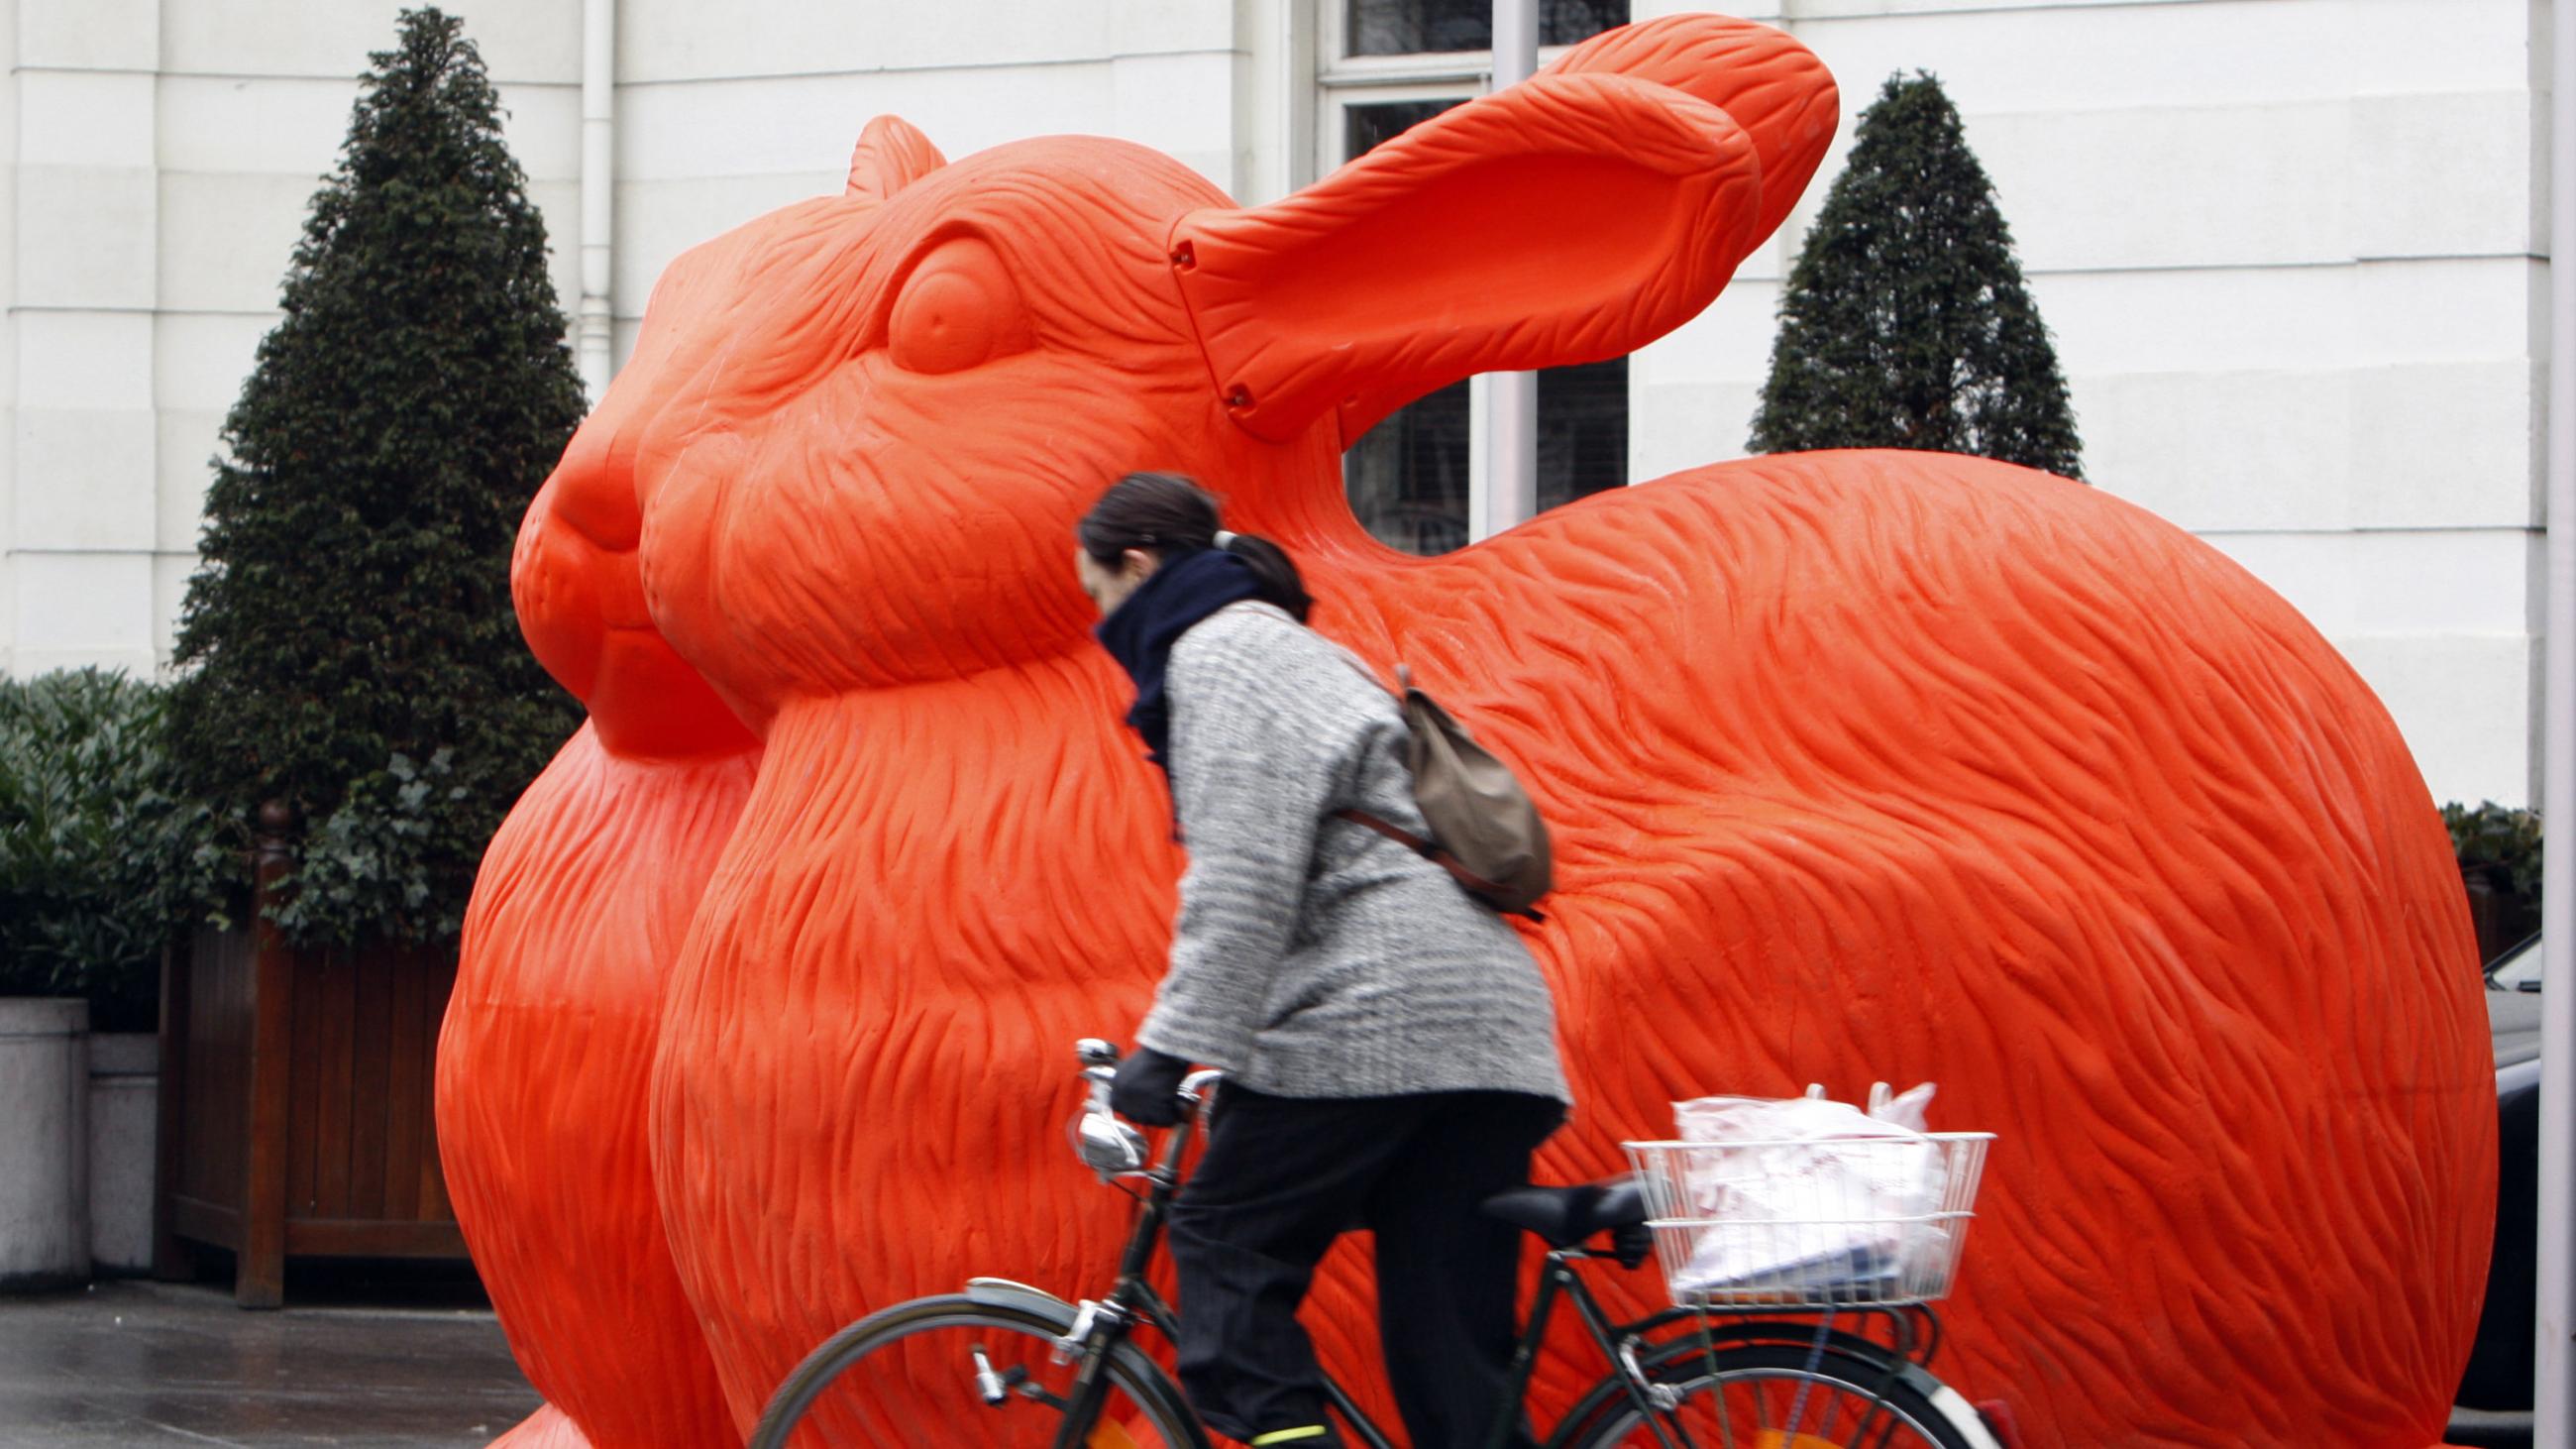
[0,1277,2537,1447]
[0,1279,540,1447]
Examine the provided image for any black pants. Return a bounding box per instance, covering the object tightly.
[1167,1086,1565,1448]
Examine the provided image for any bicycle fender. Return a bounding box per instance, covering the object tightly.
[1924,1383,2008,1449]
[966,1276,1077,1320]
[960,1280,1216,1449]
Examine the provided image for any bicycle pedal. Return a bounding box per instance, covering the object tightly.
[970,1346,1006,1405]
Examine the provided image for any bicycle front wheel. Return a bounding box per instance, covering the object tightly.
[1559,1341,1988,1449]
[747,1295,1205,1449]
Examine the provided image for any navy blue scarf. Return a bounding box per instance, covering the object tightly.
[1095,548,1264,775]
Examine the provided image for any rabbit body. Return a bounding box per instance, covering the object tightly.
[437,15,2495,1448]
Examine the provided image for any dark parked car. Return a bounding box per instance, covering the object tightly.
[2456,933,2541,1411]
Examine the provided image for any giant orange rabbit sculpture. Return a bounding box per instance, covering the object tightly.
[436,224,766,1448]
[439,13,2496,1448]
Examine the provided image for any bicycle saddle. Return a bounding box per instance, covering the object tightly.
[1481,1177,1650,1255]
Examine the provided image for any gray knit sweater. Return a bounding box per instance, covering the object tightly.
[1134,602,1570,1104]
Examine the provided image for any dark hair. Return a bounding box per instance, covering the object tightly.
[1078,472,1313,621]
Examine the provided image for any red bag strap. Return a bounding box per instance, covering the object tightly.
[1333,807,1542,921]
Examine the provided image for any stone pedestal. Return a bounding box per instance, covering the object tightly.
[87,1034,157,1274]
[0,999,90,1290]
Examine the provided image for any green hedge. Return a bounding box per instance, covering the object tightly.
[2444,800,2542,900]
[0,671,225,1031]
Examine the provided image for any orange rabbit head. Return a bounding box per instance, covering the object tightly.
[550,17,1834,726]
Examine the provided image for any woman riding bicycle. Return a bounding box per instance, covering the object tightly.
[1075,471,1572,1449]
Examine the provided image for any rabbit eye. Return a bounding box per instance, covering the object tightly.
[887,236,1033,375]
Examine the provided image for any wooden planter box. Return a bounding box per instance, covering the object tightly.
[153,831,464,1307]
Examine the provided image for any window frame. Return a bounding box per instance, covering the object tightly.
[1318,80,1479,175]
[1314,3,1626,547]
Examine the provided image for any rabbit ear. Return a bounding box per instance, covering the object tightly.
[1544,14,1839,262]
[847,115,947,201]
[1168,14,1833,446]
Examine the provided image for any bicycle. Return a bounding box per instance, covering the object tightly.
[748,1040,2012,1449]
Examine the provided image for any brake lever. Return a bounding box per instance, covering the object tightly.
[1177,1067,1226,1112]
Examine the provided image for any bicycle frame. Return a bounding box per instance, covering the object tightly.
[1049,1085,1209,1449]
[1052,1089,1948,1449]
[1050,1085,1409,1449]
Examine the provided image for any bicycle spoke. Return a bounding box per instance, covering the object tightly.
[1802,1382,1844,1433]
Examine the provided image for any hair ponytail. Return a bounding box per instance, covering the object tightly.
[1213,531,1311,622]
[1079,472,1314,621]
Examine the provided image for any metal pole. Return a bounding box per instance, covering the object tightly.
[2539,0,2576,1435]
[1483,0,1539,538]
[577,0,617,404]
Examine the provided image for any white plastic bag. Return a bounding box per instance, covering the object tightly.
[1665,1083,1946,1297]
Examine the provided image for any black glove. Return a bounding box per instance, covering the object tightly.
[1109,1047,1192,1126]
[1611,1220,1654,1271]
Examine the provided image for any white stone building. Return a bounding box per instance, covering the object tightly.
[0,0,2549,807]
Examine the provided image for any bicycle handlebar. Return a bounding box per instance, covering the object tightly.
[1072,1038,1226,1115]
[1068,1039,1227,1181]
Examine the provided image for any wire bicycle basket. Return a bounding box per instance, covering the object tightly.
[1625,1133,1993,1308]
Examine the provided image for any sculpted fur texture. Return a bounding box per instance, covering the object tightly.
[437,13,2493,1447]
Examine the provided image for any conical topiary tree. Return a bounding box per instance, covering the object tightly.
[167,7,586,947]
[1748,71,2084,480]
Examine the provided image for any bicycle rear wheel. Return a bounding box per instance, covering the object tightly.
[1558,1341,1987,1449]
[747,1295,1204,1448]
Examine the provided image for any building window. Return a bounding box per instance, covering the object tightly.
[1324,3,1632,554]
[1346,0,1631,56]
